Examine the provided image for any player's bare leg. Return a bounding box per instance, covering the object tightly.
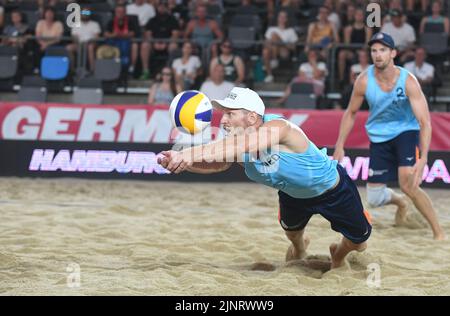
[285,229,310,261]
[329,237,367,269]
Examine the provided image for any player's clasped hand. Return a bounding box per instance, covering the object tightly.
[157,150,192,174]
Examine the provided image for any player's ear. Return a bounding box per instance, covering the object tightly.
[391,48,397,59]
[247,111,258,125]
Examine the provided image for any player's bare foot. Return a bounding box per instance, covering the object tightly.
[394,196,409,226]
[434,231,447,241]
[329,243,344,269]
[285,236,310,262]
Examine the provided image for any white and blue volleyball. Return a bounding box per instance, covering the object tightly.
[169,90,213,135]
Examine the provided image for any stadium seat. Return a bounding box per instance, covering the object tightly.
[291,82,315,94]
[73,78,104,104]
[41,47,70,81]
[94,58,122,81]
[228,26,256,50]
[285,93,317,109]
[18,76,47,102]
[0,46,18,80]
[420,33,448,55]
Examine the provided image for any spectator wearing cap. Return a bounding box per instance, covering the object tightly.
[66,7,101,73]
[209,39,245,85]
[419,0,449,35]
[404,47,435,99]
[381,9,416,63]
[262,10,299,83]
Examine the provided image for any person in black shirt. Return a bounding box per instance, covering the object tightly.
[140,2,179,80]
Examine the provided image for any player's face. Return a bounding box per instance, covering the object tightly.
[370,43,395,70]
[220,109,250,135]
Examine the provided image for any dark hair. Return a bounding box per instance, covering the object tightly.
[43,6,56,19]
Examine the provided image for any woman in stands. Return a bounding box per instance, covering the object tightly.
[147,67,182,105]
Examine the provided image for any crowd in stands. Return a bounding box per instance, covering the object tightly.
[0,0,449,109]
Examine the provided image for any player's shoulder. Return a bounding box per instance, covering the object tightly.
[353,68,370,93]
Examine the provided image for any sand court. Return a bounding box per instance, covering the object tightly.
[0,177,449,295]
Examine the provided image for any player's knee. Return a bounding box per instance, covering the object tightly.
[366,184,392,208]
[399,182,418,199]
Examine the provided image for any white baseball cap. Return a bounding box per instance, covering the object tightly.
[211,87,265,116]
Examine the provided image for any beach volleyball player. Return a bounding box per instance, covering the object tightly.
[158,87,372,269]
[333,32,446,240]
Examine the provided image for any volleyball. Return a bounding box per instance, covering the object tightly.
[169,90,213,135]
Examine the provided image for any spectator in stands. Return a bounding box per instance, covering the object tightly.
[66,7,101,73]
[126,0,156,30]
[419,0,449,35]
[236,0,259,16]
[200,63,234,100]
[381,9,416,63]
[275,49,328,105]
[382,0,408,25]
[305,6,339,59]
[0,5,4,34]
[2,10,29,48]
[340,3,356,29]
[34,7,64,72]
[172,41,203,90]
[104,5,141,75]
[337,7,372,84]
[268,0,300,27]
[339,49,370,110]
[147,66,182,105]
[140,2,180,80]
[406,0,430,12]
[209,39,245,85]
[262,10,298,83]
[184,4,224,59]
[168,0,190,32]
[404,47,435,98]
[323,0,341,31]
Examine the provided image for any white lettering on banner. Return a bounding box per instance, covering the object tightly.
[118,109,172,142]
[41,108,82,141]
[29,149,170,174]
[77,109,120,142]
[2,106,41,140]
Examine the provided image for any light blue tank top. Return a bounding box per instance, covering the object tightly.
[243,114,339,199]
[365,65,420,143]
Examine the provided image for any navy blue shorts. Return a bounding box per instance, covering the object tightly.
[368,130,419,183]
[278,165,372,244]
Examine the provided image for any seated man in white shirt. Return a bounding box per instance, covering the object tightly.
[66,7,101,72]
[200,64,234,100]
[404,47,435,99]
[126,0,156,29]
[381,9,416,63]
[262,10,298,83]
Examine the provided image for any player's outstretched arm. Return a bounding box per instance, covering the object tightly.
[162,120,289,174]
[333,72,367,161]
[158,151,232,174]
